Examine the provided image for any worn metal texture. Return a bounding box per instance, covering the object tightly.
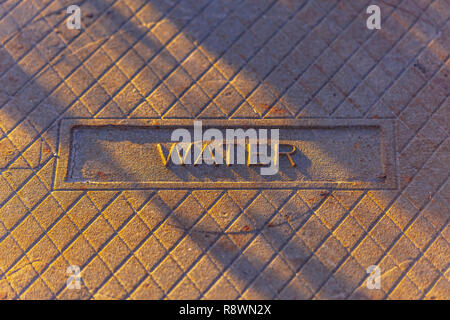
[0,0,448,299]
[55,119,396,189]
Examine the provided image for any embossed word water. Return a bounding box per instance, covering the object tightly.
[160,121,280,176]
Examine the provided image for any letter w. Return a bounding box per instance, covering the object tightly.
[157,143,192,166]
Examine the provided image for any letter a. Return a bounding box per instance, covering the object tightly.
[67,5,81,30]
[366,5,381,30]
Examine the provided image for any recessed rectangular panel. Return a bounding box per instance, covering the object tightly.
[55,119,396,189]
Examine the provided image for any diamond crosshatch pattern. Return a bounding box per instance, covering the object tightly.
[0,0,448,299]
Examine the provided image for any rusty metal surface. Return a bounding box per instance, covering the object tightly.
[0,0,448,299]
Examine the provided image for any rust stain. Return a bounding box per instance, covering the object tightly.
[2,150,14,156]
[403,176,413,184]
[271,106,288,114]
[320,191,329,197]
[97,171,109,181]
[42,146,52,154]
